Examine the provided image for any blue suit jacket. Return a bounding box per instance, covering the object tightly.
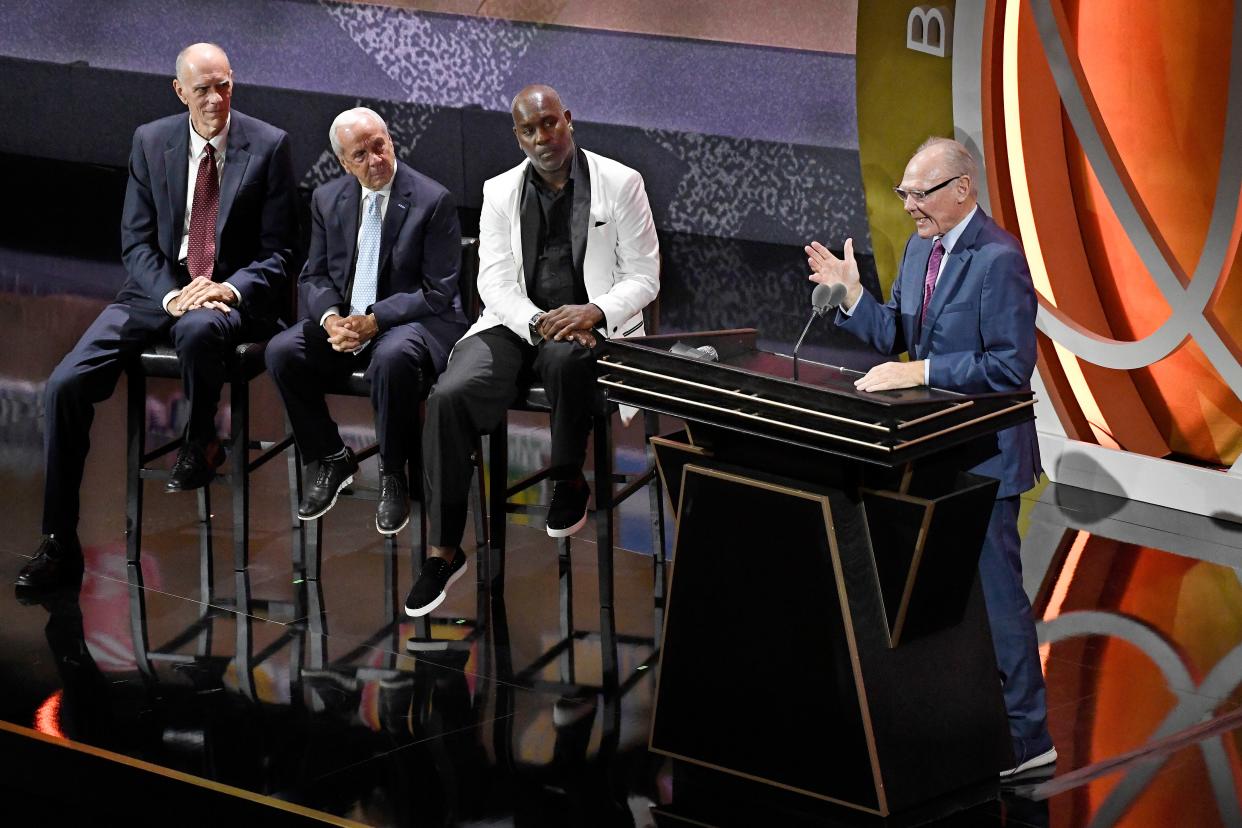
[118,109,298,319]
[837,209,1041,497]
[298,161,468,373]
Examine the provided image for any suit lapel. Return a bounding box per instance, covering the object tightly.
[916,211,986,356]
[519,166,539,286]
[216,116,252,251]
[378,165,411,284]
[164,123,190,260]
[338,181,360,297]
[570,148,591,279]
[918,249,972,355]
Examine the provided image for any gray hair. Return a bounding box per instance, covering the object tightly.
[329,107,389,159]
[916,137,979,196]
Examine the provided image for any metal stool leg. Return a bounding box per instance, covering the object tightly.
[125,369,146,565]
[486,416,509,589]
[230,379,250,571]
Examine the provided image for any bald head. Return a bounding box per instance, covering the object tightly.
[898,137,979,238]
[172,43,233,139]
[511,84,575,184]
[913,137,979,197]
[332,107,396,190]
[511,84,564,118]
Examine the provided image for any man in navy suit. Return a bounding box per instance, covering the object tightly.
[806,138,1053,778]
[19,43,297,590]
[265,107,467,535]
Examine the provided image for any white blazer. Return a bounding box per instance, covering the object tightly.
[463,148,660,344]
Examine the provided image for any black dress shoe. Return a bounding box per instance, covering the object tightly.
[298,448,358,520]
[15,535,84,590]
[166,438,225,492]
[376,466,410,535]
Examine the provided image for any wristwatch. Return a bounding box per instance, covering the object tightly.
[528,312,544,341]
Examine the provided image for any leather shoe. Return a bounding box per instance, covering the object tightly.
[376,465,410,535]
[166,438,225,492]
[298,448,358,520]
[16,534,83,590]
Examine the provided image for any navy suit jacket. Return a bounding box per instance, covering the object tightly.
[837,209,1041,497]
[118,109,298,319]
[298,161,468,373]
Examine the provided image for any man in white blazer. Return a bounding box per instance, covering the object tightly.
[405,84,660,617]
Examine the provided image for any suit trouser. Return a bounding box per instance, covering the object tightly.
[423,326,598,548]
[978,496,1051,755]
[42,301,264,536]
[265,318,433,472]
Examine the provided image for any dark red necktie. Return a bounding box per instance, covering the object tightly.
[187,143,219,280]
[920,237,946,325]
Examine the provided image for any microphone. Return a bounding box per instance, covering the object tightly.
[812,282,848,316]
[670,341,720,362]
[794,282,848,381]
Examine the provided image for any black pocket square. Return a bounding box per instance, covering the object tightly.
[594,220,607,227]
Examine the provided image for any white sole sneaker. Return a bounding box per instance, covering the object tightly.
[376,511,411,536]
[297,474,354,521]
[1000,746,1057,778]
[404,558,469,618]
[547,511,588,538]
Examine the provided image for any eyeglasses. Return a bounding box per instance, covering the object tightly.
[892,175,962,202]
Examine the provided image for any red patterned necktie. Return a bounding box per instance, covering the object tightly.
[920,237,946,325]
[187,143,219,280]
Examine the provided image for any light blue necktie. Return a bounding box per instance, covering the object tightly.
[350,192,383,317]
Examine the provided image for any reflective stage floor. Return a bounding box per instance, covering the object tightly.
[4,277,1242,827]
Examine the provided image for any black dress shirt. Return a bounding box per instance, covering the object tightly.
[523,155,588,311]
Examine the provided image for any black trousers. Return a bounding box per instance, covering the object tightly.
[423,326,599,548]
[265,318,433,472]
[42,301,270,536]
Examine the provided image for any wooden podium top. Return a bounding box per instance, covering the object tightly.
[598,329,1035,467]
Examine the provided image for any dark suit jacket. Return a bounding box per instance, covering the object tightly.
[298,161,468,373]
[118,109,297,319]
[837,208,1041,497]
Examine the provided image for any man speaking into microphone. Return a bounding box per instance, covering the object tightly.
[804,137,1053,778]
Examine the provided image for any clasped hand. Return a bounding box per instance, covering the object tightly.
[171,280,237,317]
[326,313,379,353]
[538,303,603,348]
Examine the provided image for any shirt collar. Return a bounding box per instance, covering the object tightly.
[360,171,395,204]
[938,204,978,253]
[188,114,230,161]
[526,149,577,193]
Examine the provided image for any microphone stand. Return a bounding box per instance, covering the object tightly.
[792,309,822,383]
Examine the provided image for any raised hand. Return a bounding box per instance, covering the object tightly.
[805,238,863,309]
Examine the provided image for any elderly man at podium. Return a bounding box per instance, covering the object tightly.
[805,137,1053,778]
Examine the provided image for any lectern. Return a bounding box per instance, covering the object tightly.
[598,329,1035,816]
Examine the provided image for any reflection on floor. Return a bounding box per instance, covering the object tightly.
[4,289,1242,826]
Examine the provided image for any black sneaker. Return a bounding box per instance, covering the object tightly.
[404,548,467,617]
[546,476,590,538]
[298,448,358,521]
[376,465,410,536]
[15,534,83,590]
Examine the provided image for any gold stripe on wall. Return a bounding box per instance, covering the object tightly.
[855,1,956,294]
